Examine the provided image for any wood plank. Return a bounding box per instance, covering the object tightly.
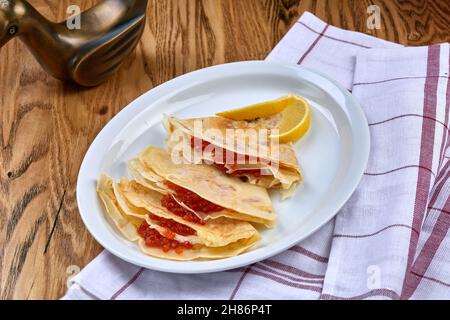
[0,0,448,299]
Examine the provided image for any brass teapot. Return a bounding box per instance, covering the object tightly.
[0,0,148,86]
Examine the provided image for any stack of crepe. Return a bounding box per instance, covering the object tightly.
[98,146,276,260]
[97,114,302,261]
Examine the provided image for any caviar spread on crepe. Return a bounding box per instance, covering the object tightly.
[164,114,302,199]
[114,177,258,247]
[97,174,260,260]
[137,146,276,226]
[128,157,275,227]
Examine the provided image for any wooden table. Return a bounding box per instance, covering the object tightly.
[0,0,449,300]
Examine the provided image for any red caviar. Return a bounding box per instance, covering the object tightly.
[160,195,205,225]
[148,214,196,236]
[165,181,224,213]
[190,137,263,177]
[138,221,193,253]
[160,181,225,225]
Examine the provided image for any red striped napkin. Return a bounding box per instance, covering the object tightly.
[64,12,450,300]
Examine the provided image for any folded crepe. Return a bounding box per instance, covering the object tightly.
[164,115,302,199]
[131,146,276,227]
[97,174,260,260]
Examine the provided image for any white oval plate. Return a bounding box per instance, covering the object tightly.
[77,61,370,273]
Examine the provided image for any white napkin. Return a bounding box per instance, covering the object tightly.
[64,12,450,300]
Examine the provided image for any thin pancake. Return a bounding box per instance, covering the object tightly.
[138,146,276,225]
[137,233,260,261]
[115,177,259,247]
[165,114,301,171]
[165,115,302,197]
[129,159,274,226]
[97,174,261,260]
[97,174,142,241]
[128,159,168,194]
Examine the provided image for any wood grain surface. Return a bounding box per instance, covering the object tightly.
[0,0,449,300]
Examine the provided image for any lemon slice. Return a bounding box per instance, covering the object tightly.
[216,95,297,120]
[270,96,311,144]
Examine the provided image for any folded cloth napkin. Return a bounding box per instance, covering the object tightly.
[63,12,450,300]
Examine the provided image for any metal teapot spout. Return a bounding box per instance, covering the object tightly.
[0,0,148,87]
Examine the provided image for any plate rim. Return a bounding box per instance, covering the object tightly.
[76,60,370,273]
